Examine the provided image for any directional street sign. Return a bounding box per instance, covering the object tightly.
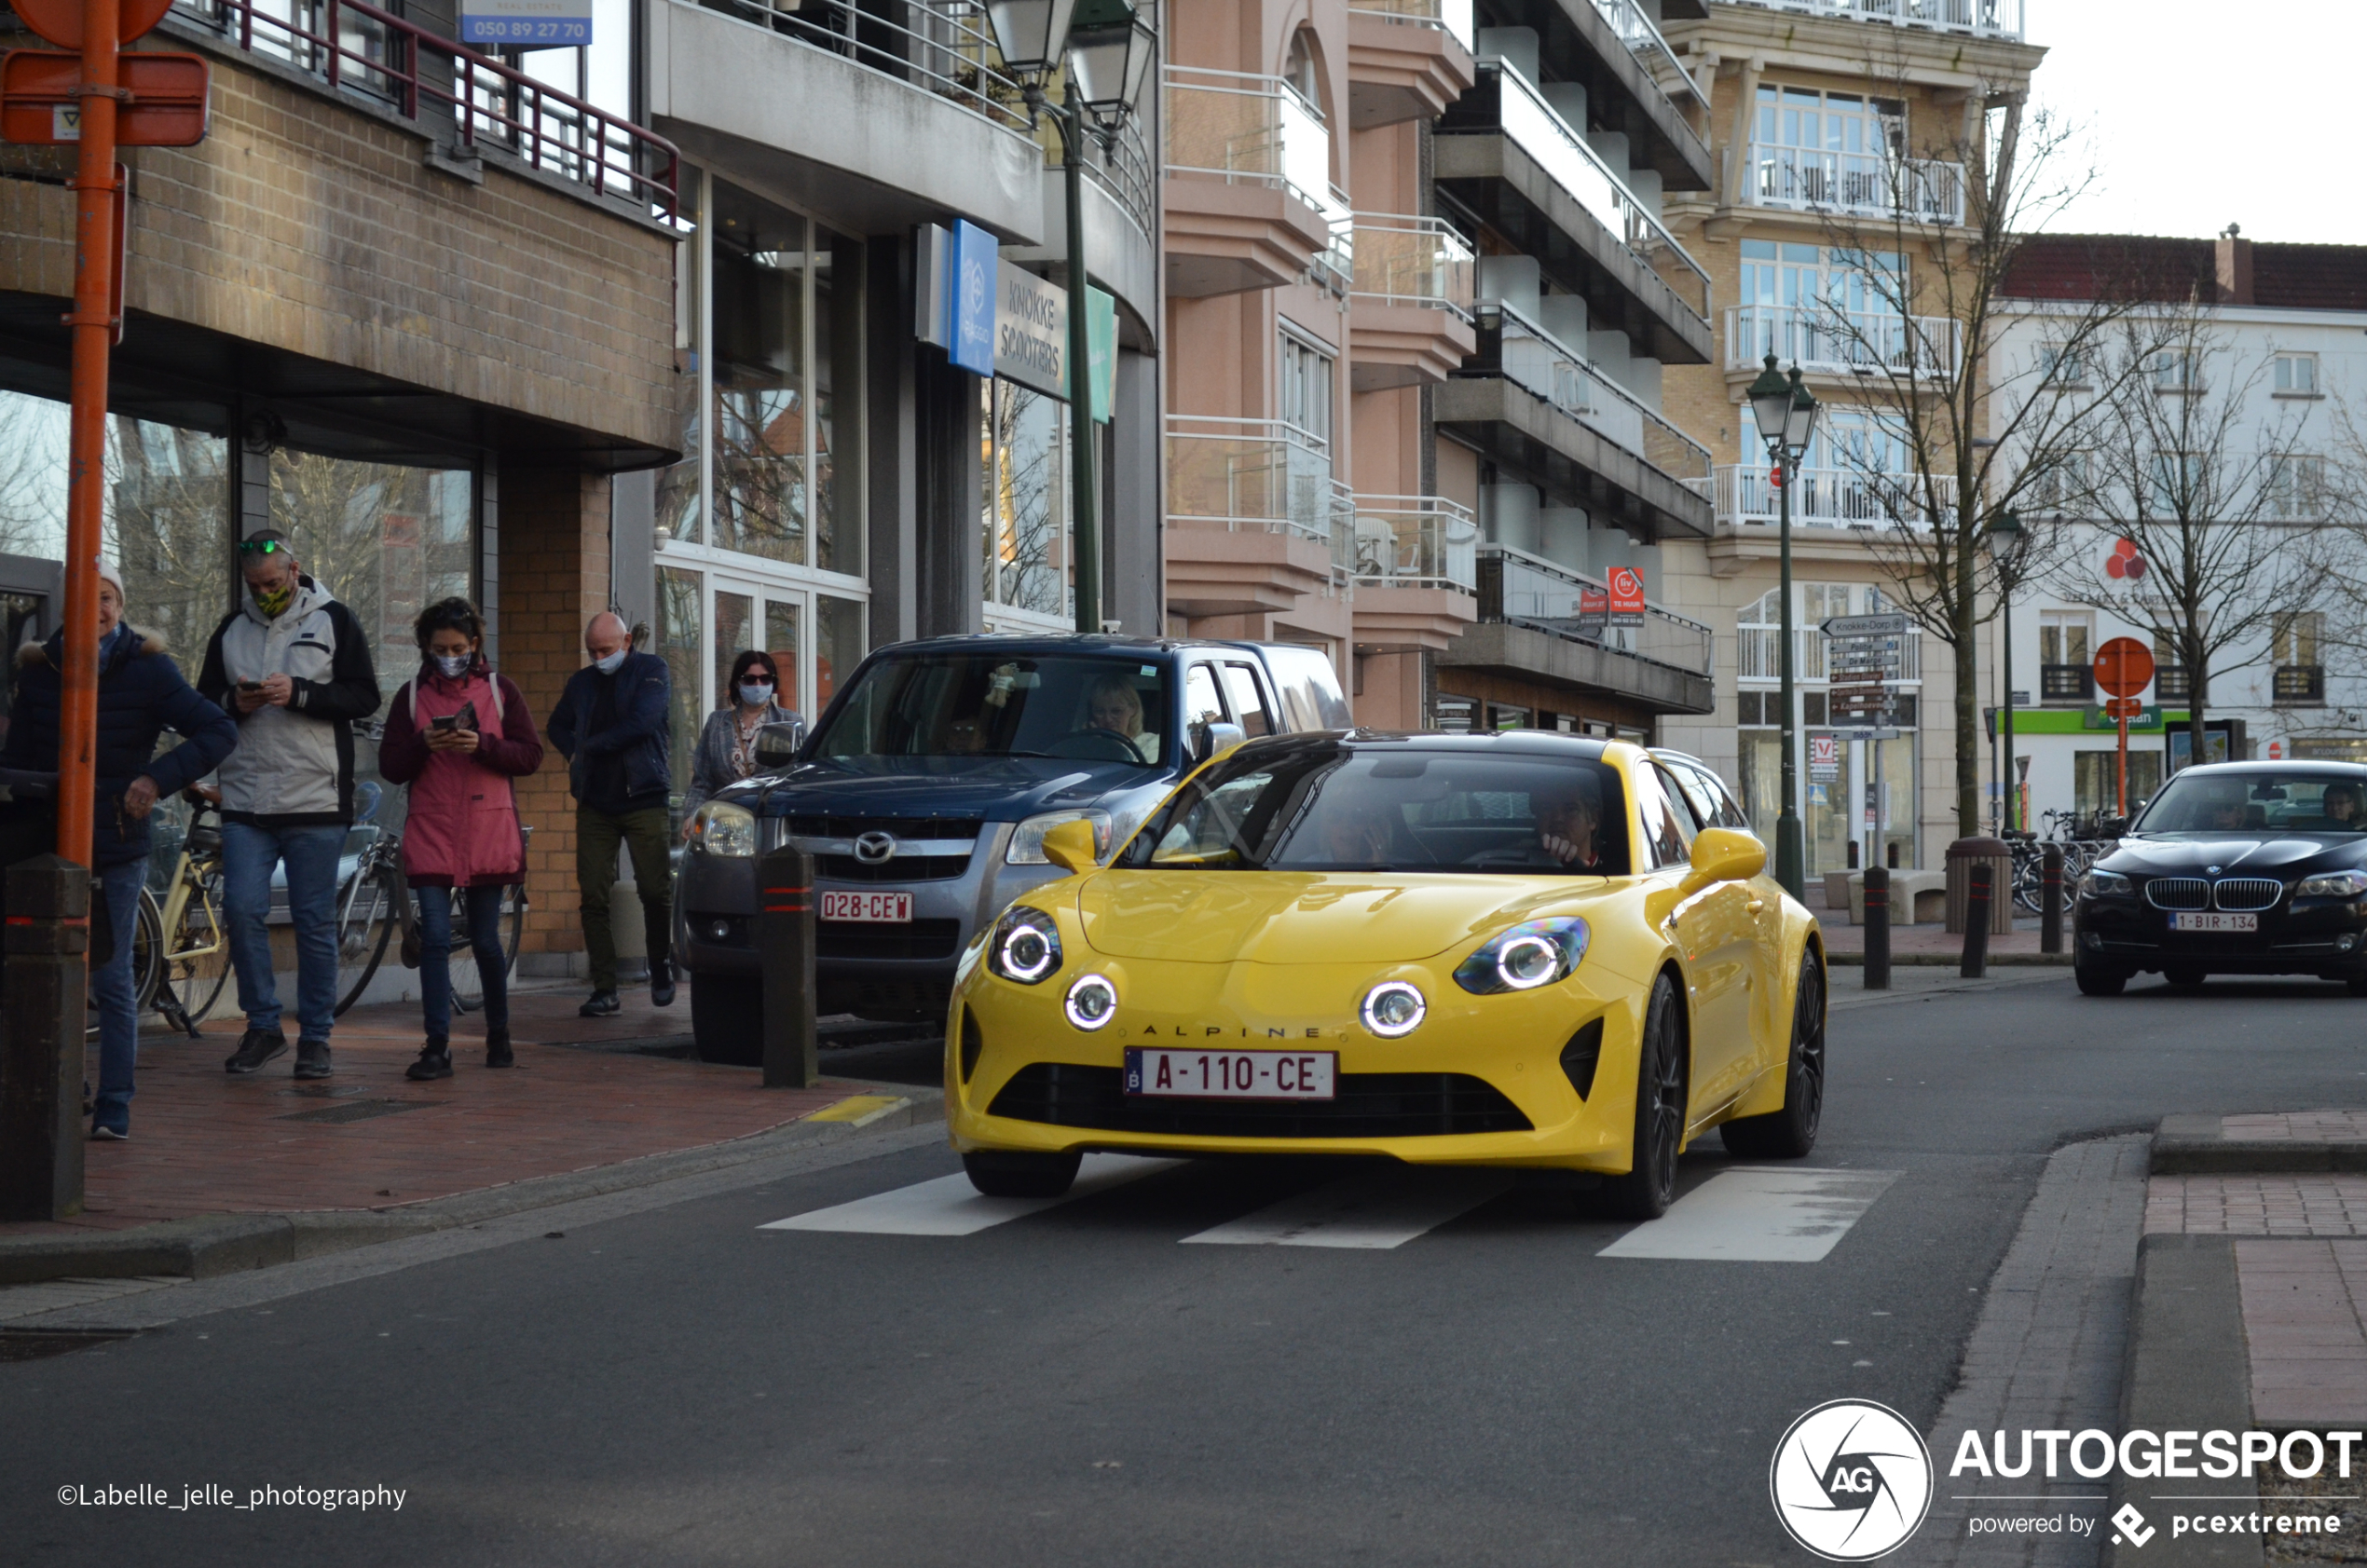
[1820,613,1910,640]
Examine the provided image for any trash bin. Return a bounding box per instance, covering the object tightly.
[1944,837,2013,935]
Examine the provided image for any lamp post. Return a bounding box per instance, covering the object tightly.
[1748,352,1821,898]
[983,0,1155,637]
[1985,507,2024,833]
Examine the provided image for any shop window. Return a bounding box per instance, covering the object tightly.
[765,599,801,715]
[815,593,865,710]
[714,589,756,718]
[981,378,1071,625]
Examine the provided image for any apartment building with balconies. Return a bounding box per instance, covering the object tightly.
[1652,0,2043,872]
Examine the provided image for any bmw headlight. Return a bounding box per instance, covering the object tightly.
[685,801,757,857]
[2081,869,2133,899]
[1064,974,1117,1029]
[2295,870,2367,899]
[1453,918,1591,995]
[987,907,1063,984]
[1007,810,1113,866]
[1361,981,1427,1038]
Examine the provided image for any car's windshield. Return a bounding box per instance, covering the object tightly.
[2131,770,2367,835]
[1118,747,1631,875]
[812,653,1170,766]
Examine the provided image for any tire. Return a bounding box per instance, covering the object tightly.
[2346,972,2367,998]
[1603,972,1686,1220]
[2163,963,2207,991]
[2010,856,2043,916]
[449,883,527,1015]
[158,869,231,1032]
[964,1150,1082,1198]
[2074,964,2128,997]
[1721,954,1826,1160]
[331,864,401,1018]
[691,972,764,1066]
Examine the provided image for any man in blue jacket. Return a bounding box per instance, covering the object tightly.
[548,612,674,1016]
[3,563,238,1139]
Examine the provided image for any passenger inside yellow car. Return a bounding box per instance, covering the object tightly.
[1082,675,1159,764]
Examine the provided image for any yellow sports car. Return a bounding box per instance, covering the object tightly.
[944,730,1826,1217]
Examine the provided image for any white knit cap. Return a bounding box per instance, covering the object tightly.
[96,559,124,598]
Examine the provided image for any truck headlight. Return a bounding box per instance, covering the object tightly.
[1007,810,1112,865]
[987,906,1063,984]
[1453,918,1591,995]
[686,801,757,857]
[2295,870,2367,899]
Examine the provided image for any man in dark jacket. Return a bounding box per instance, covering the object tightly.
[2,563,237,1139]
[196,532,381,1081]
[547,611,674,1016]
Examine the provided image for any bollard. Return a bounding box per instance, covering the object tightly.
[1887,841,1900,869]
[1961,863,1992,979]
[1847,839,1860,870]
[0,854,89,1220]
[756,843,818,1089]
[1862,864,1890,990]
[2041,843,2064,955]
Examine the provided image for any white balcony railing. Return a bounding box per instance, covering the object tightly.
[1352,496,1480,592]
[1726,305,1960,380]
[1737,624,1924,683]
[1745,143,1965,225]
[1479,61,1711,322]
[1350,214,1476,318]
[1167,66,1351,288]
[1714,464,1955,531]
[1347,0,1474,52]
[1723,0,2022,41]
[1487,304,1714,490]
[1477,545,1714,675]
[1585,0,1708,114]
[1167,416,1349,562]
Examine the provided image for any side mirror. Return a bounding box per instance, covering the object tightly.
[1040,818,1099,874]
[1678,826,1767,898]
[752,719,805,771]
[1190,721,1248,766]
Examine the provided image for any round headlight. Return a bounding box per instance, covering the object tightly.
[1000,924,1055,982]
[1495,934,1561,990]
[1064,974,1117,1030]
[1361,981,1426,1038]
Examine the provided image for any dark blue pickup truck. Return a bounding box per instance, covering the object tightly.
[674,634,1350,1062]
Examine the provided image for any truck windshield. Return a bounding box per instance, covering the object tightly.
[812,653,1170,766]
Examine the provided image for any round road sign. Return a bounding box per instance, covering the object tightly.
[2093,636,2155,699]
[9,0,177,48]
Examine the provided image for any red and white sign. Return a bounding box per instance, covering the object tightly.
[1809,735,1840,768]
[1608,566,1645,628]
[2268,740,2287,760]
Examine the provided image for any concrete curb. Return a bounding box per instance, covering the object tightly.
[1827,951,2073,967]
[2148,1113,2367,1173]
[0,1082,944,1287]
[2102,1232,2256,1567]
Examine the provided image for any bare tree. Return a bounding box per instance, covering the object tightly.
[1764,52,2151,836]
[2049,300,2328,764]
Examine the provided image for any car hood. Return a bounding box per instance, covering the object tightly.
[730,755,1167,822]
[2101,835,2367,876]
[1073,872,1605,964]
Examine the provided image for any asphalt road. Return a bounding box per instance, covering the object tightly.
[6,970,2365,1567]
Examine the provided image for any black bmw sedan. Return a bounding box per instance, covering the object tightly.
[2073,761,2367,995]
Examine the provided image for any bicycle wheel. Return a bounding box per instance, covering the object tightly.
[159,868,233,1031]
[449,883,527,1015]
[331,862,402,1018]
[2011,854,2043,915]
[92,889,166,1039]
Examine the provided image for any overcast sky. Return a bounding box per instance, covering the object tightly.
[2030,1,2364,244]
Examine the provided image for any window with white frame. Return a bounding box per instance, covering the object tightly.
[2039,609,2092,701]
[1735,241,1909,368]
[2032,450,2090,510]
[1750,85,1906,209]
[1279,326,1334,447]
[2147,450,2198,513]
[2150,350,2201,392]
[2039,342,2092,386]
[2274,352,2319,396]
[2275,611,2324,670]
[2265,454,2325,519]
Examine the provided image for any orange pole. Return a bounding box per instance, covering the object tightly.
[2116,711,2129,818]
[60,0,123,869]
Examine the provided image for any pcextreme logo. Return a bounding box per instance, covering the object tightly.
[1770,1399,1935,1561]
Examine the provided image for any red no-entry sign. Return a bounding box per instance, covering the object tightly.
[2093,636,2155,699]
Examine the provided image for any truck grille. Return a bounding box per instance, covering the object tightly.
[818,854,972,883]
[2213,879,2285,912]
[2145,878,2209,911]
[814,919,963,961]
[786,815,984,840]
[987,1064,1532,1139]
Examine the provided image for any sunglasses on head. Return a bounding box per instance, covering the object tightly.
[238,539,287,555]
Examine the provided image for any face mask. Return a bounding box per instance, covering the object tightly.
[253,582,294,619]
[737,681,774,707]
[434,653,471,679]
[593,649,627,676]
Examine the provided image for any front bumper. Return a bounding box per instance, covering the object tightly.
[2074,894,2367,975]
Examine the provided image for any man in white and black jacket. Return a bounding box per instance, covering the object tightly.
[197,532,382,1081]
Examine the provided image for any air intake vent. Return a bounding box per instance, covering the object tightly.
[1559,1017,1606,1101]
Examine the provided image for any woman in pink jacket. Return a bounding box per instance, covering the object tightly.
[377,597,544,1081]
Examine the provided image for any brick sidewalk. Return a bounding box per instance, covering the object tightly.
[0,984,899,1240]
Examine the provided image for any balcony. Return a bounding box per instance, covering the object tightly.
[1436,61,1713,364]
[1163,67,1338,297]
[2040,665,2095,703]
[1348,215,1478,389]
[1713,465,1950,531]
[1346,0,1477,129]
[1349,496,1482,652]
[1720,0,2024,41]
[1744,143,1966,226]
[1585,0,1710,119]
[1738,624,1922,684]
[2155,667,2193,703]
[2276,666,2327,705]
[1164,416,1349,619]
[1726,305,1959,381]
[1438,545,1714,713]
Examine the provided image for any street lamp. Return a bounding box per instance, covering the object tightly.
[1748,352,1820,898]
[1985,507,2024,833]
[982,0,1156,636]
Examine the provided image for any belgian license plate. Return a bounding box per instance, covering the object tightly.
[2172,912,2256,933]
[1125,1047,1336,1100]
[819,891,910,923]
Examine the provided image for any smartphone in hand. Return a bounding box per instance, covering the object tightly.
[431,714,460,732]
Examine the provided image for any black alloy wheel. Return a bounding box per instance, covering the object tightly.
[1603,973,1685,1220]
[2073,963,2128,997]
[1720,954,1826,1159]
[963,1150,1083,1199]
